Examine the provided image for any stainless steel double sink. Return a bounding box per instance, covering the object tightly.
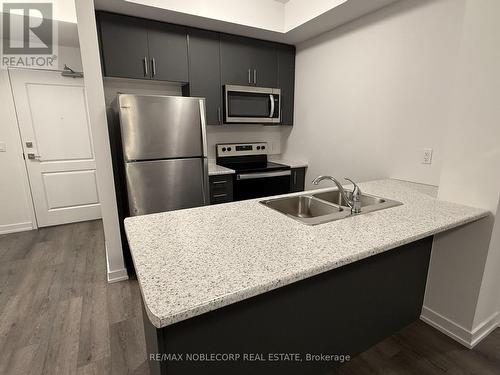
[260,189,402,225]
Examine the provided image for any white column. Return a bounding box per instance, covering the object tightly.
[74,0,128,282]
[422,0,500,348]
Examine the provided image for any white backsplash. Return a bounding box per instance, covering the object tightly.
[206,125,282,159]
[102,79,282,159]
[103,78,182,108]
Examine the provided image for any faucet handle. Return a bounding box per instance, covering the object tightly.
[344,178,361,196]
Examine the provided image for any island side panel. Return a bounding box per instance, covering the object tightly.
[143,236,433,375]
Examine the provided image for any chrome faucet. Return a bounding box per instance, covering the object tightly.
[312,176,362,214]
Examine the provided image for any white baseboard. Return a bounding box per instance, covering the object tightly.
[105,242,129,283]
[0,222,34,235]
[107,267,129,283]
[421,306,499,348]
[470,311,500,347]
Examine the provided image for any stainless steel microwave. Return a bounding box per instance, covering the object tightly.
[224,85,281,124]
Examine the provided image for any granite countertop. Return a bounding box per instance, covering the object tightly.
[208,156,308,175]
[124,179,489,328]
[207,159,234,176]
[268,156,308,169]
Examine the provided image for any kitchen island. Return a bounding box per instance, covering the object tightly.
[124,179,488,375]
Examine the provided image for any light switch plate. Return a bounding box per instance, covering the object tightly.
[0,141,6,152]
[422,148,433,164]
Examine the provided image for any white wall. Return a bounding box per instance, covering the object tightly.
[111,0,285,32]
[285,0,347,30]
[101,79,282,159]
[102,78,181,107]
[282,0,466,188]
[0,71,36,234]
[0,9,83,234]
[207,126,281,159]
[422,0,500,347]
[58,45,83,71]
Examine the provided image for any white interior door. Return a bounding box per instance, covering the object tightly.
[10,69,101,227]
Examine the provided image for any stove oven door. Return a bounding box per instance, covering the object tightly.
[234,170,292,201]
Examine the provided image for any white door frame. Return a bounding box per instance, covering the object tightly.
[8,67,101,228]
[8,67,40,230]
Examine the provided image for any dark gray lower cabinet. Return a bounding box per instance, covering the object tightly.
[290,167,306,192]
[142,236,433,375]
[187,29,222,125]
[209,174,233,204]
[278,44,296,125]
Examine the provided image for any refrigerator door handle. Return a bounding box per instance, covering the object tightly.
[202,158,210,205]
[199,99,208,158]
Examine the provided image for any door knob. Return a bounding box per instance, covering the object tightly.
[27,153,41,160]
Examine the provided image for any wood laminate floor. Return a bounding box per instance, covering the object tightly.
[0,220,498,375]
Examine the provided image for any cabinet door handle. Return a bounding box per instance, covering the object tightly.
[143,57,148,77]
[253,69,257,84]
[293,171,297,185]
[213,193,228,198]
[217,107,221,124]
[248,69,251,84]
[212,180,226,185]
[151,57,156,77]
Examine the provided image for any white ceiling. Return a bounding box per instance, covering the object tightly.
[95,0,400,44]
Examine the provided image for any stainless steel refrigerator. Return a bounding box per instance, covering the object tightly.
[114,94,209,216]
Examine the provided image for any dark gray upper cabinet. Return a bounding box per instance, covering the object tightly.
[98,12,188,82]
[148,22,188,82]
[277,44,296,125]
[98,13,149,79]
[187,29,222,125]
[220,34,277,87]
[250,39,278,87]
[220,34,255,86]
[97,12,295,125]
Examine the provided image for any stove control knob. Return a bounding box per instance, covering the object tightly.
[222,147,226,152]
[256,146,261,150]
[261,145,266,150]
[227,147,232,152]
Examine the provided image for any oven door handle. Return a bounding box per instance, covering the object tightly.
[237,170,291,180]
[269,94,275,118]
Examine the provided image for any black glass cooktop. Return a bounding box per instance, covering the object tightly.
[216,155,290,174]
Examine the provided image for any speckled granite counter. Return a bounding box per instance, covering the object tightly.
[124,179,488,328]
[269,155,308,169]
[207,160,234,176]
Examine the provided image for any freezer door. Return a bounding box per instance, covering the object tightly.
[118,94,207,161]
[125,158,209,216]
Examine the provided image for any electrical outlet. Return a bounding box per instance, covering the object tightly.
[422,148,433,164]
[0,142,6,152]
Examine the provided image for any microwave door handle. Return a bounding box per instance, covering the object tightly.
[269,94,275,118]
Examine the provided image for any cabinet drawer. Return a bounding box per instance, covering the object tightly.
[209,175,234,204]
